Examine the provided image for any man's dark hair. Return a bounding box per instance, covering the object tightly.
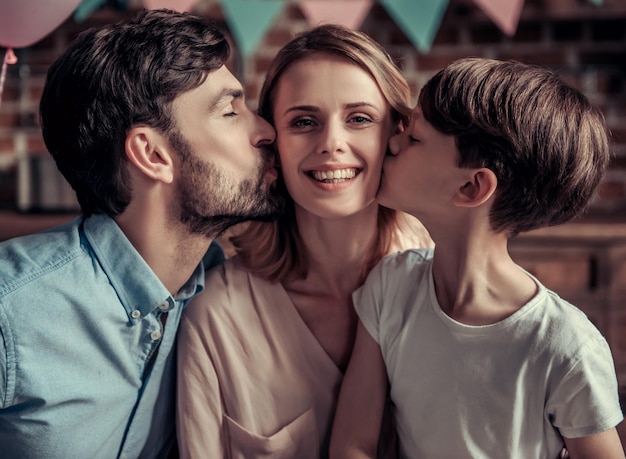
[40,9,229,216]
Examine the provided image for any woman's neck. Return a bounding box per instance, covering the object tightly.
[286,202,380,298]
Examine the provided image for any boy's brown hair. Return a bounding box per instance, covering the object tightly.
[419,57,610,236]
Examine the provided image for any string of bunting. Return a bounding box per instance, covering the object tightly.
[0,0,608,106]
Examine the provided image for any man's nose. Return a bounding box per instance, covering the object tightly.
[254,114,276,146]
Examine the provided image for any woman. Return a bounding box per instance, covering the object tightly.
[176,24,432,459]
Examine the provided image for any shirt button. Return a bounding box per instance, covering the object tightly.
[131,309,141,319]
[159,300,169,311]
[150,330,162,341]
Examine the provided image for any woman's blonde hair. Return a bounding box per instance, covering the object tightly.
[230,24,415,284]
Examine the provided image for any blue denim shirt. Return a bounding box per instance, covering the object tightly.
[0,214,224,458]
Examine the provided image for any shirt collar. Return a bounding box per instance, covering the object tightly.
[82,214,204,322]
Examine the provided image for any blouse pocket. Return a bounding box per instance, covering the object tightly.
[224,407,320,459]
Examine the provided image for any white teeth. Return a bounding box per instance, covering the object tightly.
[311,168,357,182]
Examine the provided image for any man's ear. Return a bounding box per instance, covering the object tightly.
[125,126,174,184]
[453,168,497,208]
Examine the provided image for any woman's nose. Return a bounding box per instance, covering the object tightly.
[316,121,347,155]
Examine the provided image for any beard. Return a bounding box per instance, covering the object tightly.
[169,131,284,238]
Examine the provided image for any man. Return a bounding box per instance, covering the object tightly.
[0,9,282,458]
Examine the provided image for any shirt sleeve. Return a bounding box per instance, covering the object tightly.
[177,310,228,458]
[548,334,624,438]
[0,304,14,409]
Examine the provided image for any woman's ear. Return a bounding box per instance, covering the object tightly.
[453,168,497,208]
[125,126,174,184]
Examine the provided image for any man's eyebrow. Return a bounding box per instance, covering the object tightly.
[208,88,244,113]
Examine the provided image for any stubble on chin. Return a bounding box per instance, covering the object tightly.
[176,152,284,238]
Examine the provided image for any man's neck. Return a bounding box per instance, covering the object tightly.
[114,210,212,295]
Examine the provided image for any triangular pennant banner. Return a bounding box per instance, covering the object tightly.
[380,0,449,52]
[74,0,129,22]
[299,0,373,29]
[143,0,198,12]
[74,0,107,22]
[220,0,285,58]
[473,0,525,36]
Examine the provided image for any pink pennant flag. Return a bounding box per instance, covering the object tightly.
[299,0,373,30]
[143,0,198,13]
[473,0,525,36]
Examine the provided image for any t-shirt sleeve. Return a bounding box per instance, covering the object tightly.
[353,249,433,346]
[549,334,624,438]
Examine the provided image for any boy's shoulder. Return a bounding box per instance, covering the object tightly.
[366,248,434,289]
[538,288,606,344]
[381,247,434,271]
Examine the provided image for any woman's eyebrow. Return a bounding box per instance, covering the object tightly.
[283,105,319,115]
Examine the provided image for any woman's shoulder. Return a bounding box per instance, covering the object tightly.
[191,256,284,315]
[390,213,434,252]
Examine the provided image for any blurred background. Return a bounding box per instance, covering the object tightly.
[0,0,625,441]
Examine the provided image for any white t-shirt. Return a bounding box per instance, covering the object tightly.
[354,249,623,459]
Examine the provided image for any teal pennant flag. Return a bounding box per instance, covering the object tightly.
[74,0,128,22]
[220,0,285,58]
[74,0,107,21]
[380,0,449,52]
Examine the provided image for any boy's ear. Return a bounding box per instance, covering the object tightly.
[394,118,406,134]
[125,126,175,184]
[453,168,497,208]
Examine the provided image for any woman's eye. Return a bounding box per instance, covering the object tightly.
[350,115,373,124]
[292,118,315,128]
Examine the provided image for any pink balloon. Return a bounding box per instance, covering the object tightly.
[0,0,81,48]
[143,0,198,13]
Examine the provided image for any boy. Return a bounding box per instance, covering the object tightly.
[330,57,624,458]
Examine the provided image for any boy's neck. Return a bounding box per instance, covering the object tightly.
[430,235,538,326]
